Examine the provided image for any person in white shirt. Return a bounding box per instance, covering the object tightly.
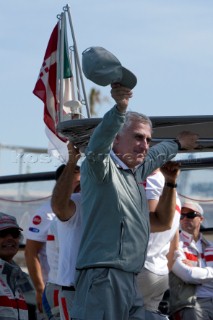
[41,155,80,320]
[25,200,55,317]
[170,201,213,320]
[25,165,65,317]
[137,168,181,319]
[56,193,82,320]
[51,142,82,320]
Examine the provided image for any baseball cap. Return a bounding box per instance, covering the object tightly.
[82,46,137,89]
[0,212,23,231]
[181,201,203,215]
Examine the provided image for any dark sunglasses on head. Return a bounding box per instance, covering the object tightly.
[180,212,202,220]
[0,228,21,239]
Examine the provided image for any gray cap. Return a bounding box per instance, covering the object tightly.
[82,46,137,89]
[0,212,23,231]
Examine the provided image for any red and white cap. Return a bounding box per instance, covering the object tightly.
[181,201,203,215]
[0,212,23,231]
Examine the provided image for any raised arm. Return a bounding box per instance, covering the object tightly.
[150,161,180,232]
[82,85,133,182]
[51,142,80,221]
[86,85,132,156]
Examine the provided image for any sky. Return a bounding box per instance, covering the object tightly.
[0,0,213,175]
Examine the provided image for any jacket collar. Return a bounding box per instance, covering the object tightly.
[110,150,129,170]
[110,150,140,172]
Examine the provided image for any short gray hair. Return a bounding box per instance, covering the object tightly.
[118,111,153,135]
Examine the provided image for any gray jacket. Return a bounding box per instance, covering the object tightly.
[76,106,178,273]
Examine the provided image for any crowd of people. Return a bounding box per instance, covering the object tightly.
[0,84,212,320]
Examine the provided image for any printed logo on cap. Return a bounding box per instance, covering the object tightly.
[32,215,42,225]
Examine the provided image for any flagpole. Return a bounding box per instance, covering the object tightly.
[69,48,76,100]
[64,4,91,118]
[56,16,61,124]
[73,47,81,102]
[59,12,65,122]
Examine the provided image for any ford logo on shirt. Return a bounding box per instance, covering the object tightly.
[29,227,40,233]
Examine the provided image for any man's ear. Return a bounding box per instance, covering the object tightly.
[200,216,204,222]
[113,135,120,152]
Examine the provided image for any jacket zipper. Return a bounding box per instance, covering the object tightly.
[119,219,125,256]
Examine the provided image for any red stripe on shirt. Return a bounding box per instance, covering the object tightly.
[47,234,55,241]
[185,252,198,261]
[176,204,181,213]
[204,254,213,262]
[0,296,28,310]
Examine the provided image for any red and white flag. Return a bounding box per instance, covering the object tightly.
[33,21,73,162]
[33,22,63,139]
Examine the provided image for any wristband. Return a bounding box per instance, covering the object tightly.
[165,182,177,188]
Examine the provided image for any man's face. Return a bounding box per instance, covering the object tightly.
[113,122,152,168]
[180,207,203,234]
[0,228,20,262]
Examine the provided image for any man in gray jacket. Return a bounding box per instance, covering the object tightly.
[71,84,198,320]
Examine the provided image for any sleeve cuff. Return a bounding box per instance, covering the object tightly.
[173,139,182,150]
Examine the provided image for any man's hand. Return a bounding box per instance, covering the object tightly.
[36,289,44,313]
[111,84,133,112]
[161,161,180,184]
[67,141,80,164]
[176,131,199,150]
[182,259,194,267]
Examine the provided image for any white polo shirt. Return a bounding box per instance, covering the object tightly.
[26,200,55,283]
[56,193,82,286]
[144,170,181,275]
[46,216,59,283]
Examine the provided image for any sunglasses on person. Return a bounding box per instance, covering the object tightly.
[0,228,21,239]
[180,212,202,220]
